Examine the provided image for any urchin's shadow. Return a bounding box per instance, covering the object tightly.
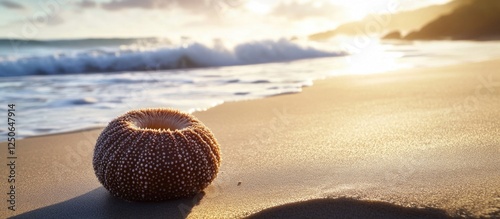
[12,187,204,219]
[246,198,455,219]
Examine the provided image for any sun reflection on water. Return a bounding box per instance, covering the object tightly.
[344,42,410,75]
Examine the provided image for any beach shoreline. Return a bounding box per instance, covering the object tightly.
[2,59,500,218]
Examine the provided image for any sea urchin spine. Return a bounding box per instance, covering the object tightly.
[93,108,221,201]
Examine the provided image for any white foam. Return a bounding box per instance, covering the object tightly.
[0,39,343,77]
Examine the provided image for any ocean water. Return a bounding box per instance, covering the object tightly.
[2,37,500,138]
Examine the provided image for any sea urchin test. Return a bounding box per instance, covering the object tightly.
[93,108,221,201]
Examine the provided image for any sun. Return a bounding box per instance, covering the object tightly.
[245,1,271,14]
[328,0,377,20]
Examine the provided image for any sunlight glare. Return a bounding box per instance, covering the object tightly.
[245,1,271,14]
[345,42,408,74]
[328,0,453,20]
[328,0,375,20]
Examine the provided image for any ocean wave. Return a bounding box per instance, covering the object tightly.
[0,39,344,77]
[0,37,157,48]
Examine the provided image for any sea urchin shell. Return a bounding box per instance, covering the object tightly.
[93,108,221,201]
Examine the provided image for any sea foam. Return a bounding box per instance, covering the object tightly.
[0,39,343,77]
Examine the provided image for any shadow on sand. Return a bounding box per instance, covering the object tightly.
[246,198,455,219]
[12,187,204,219]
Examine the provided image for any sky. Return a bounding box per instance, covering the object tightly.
[0,0,451,40]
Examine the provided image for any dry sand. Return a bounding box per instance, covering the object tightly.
[1,59,500,218]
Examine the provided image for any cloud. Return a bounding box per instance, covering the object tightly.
[102,0,187,11]
[77,0,97,8]
[0,0,24,10]
[101,0,241,13]
[46,15,65,26]
[271,1,345,20]
[102,0,164,10]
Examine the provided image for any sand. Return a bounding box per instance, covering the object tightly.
[2,59,500,218]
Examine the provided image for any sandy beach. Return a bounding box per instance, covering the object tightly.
[2,59,500,218]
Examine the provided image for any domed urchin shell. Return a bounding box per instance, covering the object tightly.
[93,108,221,202]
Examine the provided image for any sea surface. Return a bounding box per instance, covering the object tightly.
[2,37,500,138]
